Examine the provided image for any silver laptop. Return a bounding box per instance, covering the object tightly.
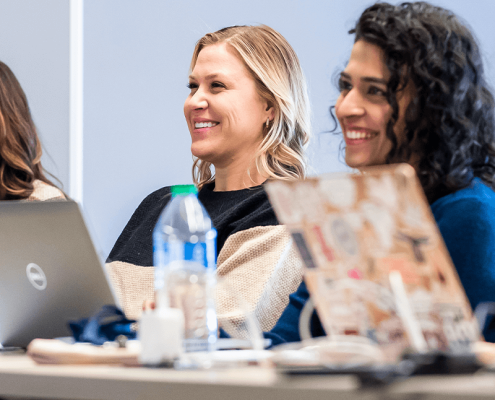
[0,200,116,348]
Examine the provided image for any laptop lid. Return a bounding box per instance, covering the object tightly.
[0,200,116,348]
[265,164,479,361]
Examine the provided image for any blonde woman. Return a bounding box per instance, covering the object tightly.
[106,25,310,331]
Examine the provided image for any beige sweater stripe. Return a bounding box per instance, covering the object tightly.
[105,225,303,333]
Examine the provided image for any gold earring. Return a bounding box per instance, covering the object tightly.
[266,118,270,128]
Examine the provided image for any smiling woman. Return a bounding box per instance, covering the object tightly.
[264,1,495,346]
[187,25,310,190]
[105,25,311,333]
[185,42,273,189]
[335,41,415,169]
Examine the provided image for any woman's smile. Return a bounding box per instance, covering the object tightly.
[343,126,379,145]
[192,118,220,134]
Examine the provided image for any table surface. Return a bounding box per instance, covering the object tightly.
[1,353,495,400]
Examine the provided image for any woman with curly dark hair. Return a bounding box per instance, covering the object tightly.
[265,1,495,345]
[0,61,64,201]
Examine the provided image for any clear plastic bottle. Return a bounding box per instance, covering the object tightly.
[153,185,218,352]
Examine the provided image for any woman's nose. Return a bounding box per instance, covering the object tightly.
[337,89,365,118]
[188,88,208,110]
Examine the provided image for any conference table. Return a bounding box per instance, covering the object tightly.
[2,353,495,400]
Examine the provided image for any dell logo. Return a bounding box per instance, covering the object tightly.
[26,263,47,291]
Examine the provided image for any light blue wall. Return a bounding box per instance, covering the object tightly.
[0,0,70,191]
[2,1,493,257]
[83,0,372,255]
[83,0,495,257]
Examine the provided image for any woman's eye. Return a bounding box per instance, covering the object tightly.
[368,86,386,96]
[187,82,198,90]
[338,79,352,93]
[211,82,225,89]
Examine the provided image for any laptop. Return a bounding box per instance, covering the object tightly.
[265,164,479,362]
[0,200,116,348]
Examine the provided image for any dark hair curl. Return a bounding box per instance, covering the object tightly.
[0,61,57,200]
[350,1,495,202]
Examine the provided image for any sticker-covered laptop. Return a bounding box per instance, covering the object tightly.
[265,164,479,361]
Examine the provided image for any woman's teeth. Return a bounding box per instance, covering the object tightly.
[195,122,218,128]
[346,131,375,140]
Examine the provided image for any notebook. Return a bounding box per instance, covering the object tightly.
[265,164,479,361]
[0,200,116,348]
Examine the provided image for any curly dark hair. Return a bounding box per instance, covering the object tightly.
[349,1,495,203]
[0,61,57,200]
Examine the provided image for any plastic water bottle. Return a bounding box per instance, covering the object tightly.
[153,184,218,352]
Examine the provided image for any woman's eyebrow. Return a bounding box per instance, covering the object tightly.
[362,77,388,85]
[340,72,387,85]
[188,73,221,80]
[205,73,220,80]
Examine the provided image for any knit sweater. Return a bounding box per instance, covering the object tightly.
[26,180,66,202]
[106,182,303,332]
[266,178,495,346]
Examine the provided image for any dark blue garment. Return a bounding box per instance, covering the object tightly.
[266,178,495,346]
[431,178,495,342]
[69,305,136,345]
[262,280,320,346]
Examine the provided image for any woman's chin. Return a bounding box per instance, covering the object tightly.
[345,152,386,169]
[191,147,216,163]
[345,155,370,169]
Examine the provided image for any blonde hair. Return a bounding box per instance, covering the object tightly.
[189,25,311,189]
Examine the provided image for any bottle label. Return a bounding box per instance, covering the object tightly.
[154,240,216,270]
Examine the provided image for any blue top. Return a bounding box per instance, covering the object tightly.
[265,178,495,345]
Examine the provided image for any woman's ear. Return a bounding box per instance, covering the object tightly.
[265,101,275,121]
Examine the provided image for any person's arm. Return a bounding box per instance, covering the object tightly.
[433,194,495,341]
[219,280,324,347]
[105,188,171,320]
[216,225,304,336]
[262,281,325,347]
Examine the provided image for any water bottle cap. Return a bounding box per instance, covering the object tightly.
[171,185,198,197]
